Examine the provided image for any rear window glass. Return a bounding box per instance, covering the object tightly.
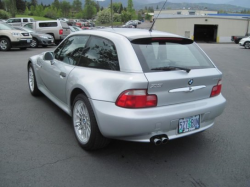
[132,38,214,72]
[39,22,57,27]
[60,21,69,29]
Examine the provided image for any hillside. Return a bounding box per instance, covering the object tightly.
[37,0,249,12]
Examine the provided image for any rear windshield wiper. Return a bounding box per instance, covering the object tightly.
[151,66,191,73]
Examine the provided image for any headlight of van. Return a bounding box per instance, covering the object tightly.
[11,32,20,37]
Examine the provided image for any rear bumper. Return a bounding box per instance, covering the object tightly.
[90,94,226,142]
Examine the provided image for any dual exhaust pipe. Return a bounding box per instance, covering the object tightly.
[151,135,169,146]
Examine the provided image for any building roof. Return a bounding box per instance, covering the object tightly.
[154,14,250,20]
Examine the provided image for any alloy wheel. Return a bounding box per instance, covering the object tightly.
[30,39,37,48]
[28,67,34,92]
[0,39,7,50]
[73,100,91,144]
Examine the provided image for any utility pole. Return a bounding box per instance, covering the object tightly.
[111,0,113,28]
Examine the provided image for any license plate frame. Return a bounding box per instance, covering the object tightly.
[178,115,200,134]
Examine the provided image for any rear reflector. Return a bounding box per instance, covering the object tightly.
[210,80,222,97]
[116,90,157,108]
[59,29,63,35]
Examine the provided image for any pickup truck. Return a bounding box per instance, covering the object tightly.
[231,34,250,44]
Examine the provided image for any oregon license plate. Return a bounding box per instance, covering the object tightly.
[178,115,200,134]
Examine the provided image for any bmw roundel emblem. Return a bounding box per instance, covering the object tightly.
[188,79,193,85]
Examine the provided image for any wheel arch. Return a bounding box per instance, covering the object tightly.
[70,88,88,110]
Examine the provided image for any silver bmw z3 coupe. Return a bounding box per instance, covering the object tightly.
[27,28,226,150]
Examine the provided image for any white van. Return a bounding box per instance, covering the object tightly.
[6,18,34,27]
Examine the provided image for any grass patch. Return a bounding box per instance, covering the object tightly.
[16,15,53,21]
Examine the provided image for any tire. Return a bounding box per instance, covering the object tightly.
[30,38,38,48]
[244,41,250,49]
[28,63,41,96]
[72,94,110,150]
[20,47,27,50]
[42,45,48,47]
[0,37,11,51]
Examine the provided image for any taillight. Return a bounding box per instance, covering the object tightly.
[59,29,63,35]
[116,90,157,108]
[210,80,222,97]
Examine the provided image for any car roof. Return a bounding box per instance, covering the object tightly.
[74,28,182,40]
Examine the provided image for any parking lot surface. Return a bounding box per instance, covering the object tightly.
[0,43,249,187]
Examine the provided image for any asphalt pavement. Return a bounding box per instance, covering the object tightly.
[0,43,249,187]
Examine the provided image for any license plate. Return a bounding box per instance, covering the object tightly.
[178,115,200,134]
[27,39,31,43]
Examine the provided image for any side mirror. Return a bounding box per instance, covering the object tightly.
[44,52,55,65]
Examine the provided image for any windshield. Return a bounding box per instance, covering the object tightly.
[0,23,13,30]
[22,27,34,32]
[131,38,214,72]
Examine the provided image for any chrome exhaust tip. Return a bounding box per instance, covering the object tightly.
[153,138,162,146]
[161,137,168,144]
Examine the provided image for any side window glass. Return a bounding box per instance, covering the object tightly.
[54,35,90,65]
[15,19,21,23]
[78,36,120,71]
[23,19,28,22]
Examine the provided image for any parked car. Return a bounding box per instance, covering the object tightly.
[0,22,32,51]
[13,26,54,48]
[239,36,250,49]
[124,20,137,28]
[122,24,134,28]
[0,19,7,23]
[23,20,70,45]
[133,20,141,24]
[72,26,82,31]
[6,17,34,27]
[27,28,226,150]
[57,18,69,22]
[231,34,250,44]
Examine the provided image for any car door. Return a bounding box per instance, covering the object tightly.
[38,35,90,103]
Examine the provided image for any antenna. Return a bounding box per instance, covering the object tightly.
[149,0,168,32]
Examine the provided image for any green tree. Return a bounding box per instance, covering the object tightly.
[121,10,132,22]
[83,0,97,19]
[0,0,5,9]
[16,0,26,13]
[31,0,37,7]
[3,0,16,17]
[127,0,133,13]
[145,13,152,21]
[156,5,159,10]
[60,0,71,17]
[119,3,123,14]
[24,6,29,15]
[72,0,82,13]
[0,9,11,19]
[97,8,111,24]
[52,0,60,10]
[110,2,122,14]
[34,5,44,17]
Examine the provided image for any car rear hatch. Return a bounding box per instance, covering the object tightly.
[131,37,222,106]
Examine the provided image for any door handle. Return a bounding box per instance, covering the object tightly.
[60,72,66,78]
